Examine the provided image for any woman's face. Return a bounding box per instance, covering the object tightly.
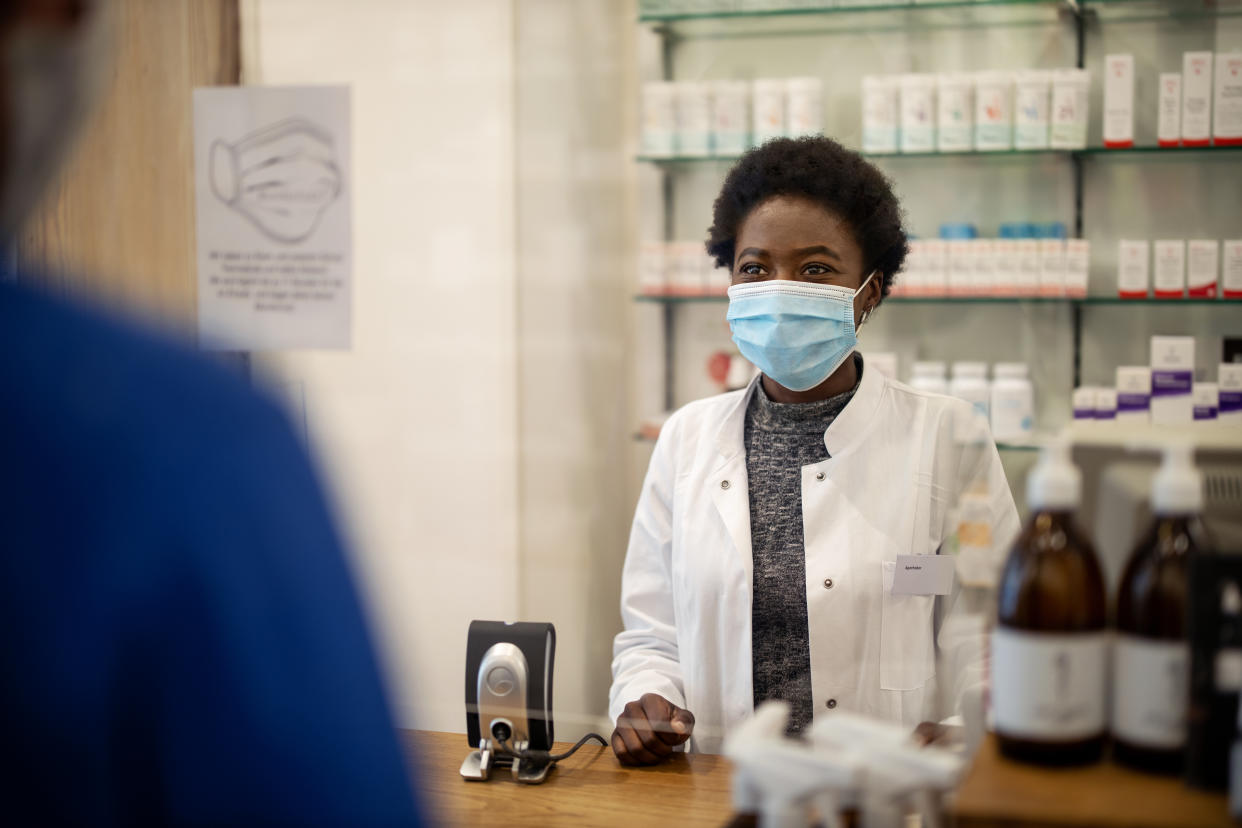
[731,195,879,325]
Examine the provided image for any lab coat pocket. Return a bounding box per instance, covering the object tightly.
[879,560,936,692]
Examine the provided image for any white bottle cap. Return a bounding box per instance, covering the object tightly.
[913,361,947,377]
[952,361,988,379]
[995,362,1030,380]
[1151,444,1203,514]
[1027,440,1081,511]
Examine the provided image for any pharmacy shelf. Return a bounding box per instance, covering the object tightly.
[1089,0,1242,24]
[1064,421,1242,452]
[639,0,1242,25]
[637,149,1070,165]
[996,441,1041,452]
[1074,297,1242,305]
[638,422,1241,453]
[634,429,1043,451]
[1078,144,1242,157]
[638,0,1058,23]
[636,0,1239,413]
[637,145,1242,166]
[634,294,1242,306]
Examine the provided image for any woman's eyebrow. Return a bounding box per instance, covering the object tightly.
[737,244,843,261]
[792,244,842,261]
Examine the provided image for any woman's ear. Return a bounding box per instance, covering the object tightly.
[861,271,883,322]
[870,270,884,305]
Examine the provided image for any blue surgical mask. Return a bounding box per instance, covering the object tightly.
[726,272,876,393]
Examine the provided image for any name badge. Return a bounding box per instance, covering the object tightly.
[891,554,955,596]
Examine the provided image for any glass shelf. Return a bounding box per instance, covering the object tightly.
[636,149,1069,164]
[635,294,1242,305]
[1072,296,1242,305]
[637,145,1242,166]
[634,431,1043,450]
[1077,144,1242,157]
[1089,0,1242,24]
[996,441,1040,452]
[639,0,1062,23]
[639,0,1242,25]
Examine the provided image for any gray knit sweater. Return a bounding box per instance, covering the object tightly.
[743,356,861,735]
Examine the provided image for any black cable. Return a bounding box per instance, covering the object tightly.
[496,732,608,769]
[545,732,608,762]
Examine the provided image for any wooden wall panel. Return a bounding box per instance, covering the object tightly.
[17,0,240,330]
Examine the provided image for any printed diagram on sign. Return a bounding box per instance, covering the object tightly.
[209,118,341,244]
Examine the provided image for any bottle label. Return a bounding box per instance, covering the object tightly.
[991,627,1107,739]
[1112,635,1187,749]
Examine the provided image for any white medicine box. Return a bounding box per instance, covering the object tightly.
[1224,240,1242,298]
[1150,336,1195,425]
[1158,73,1182,147]
[1116,365,1151,424]
[1103,54,1135,148]
[1215,52,1242,146]
[1153,240,1186,298]
[1183,52,1214,146]
[1118,240,1149,298]
[1187,240,1219,298]
[1220,363,1242,425]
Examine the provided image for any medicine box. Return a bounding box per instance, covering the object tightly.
[1225,240,1242,298]
[1214,52,1242,146]
[1183,52,1213,147]
[1220,364,1242,426]
[1153,240,1186,298]
[1103,54,1134,148]
[1158,73,1181,147]
[1118,240,1149,298]
[1116,366,1151,424]
[1187,240,1219,298]
[1150,336,1195,425]
[1193,383,1219,423]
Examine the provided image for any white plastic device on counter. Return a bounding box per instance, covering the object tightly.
[725,701,965,828]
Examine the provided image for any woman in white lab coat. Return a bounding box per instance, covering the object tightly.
[610,137,1020,764]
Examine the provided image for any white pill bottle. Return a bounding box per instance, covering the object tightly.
[950,361,992,419]
[910,361,949,396]
[991,363,1035,442]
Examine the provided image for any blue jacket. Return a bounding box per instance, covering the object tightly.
[0,281,422,825]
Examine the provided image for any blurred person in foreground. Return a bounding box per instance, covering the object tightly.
[0,1,421,823]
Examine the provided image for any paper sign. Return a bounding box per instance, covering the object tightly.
[891,555,955,596]
[193,86,351,350]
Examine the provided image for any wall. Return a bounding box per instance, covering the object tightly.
[27,0,642,738]
[247,0,519,731]
[514,0,638,736]
[18,0,239,327]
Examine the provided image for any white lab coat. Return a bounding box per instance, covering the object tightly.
[610,364,1020,754]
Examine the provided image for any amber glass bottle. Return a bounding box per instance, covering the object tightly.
[993,443,1108,766]
[1114,445,1206,774]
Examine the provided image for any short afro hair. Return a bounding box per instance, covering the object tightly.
[706,136,908,299]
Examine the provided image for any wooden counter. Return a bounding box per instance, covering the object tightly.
[401,730,735,827]
[952,735,1233,828]
[404,730,1234,827]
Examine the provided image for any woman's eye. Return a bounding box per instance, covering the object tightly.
[738,263,764,276]
[803,264,833,276]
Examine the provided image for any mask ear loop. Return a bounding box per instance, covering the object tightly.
[855,270,879,328]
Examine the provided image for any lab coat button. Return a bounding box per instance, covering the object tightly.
[720,480,730,490]
[823,578,833,589]
[826,699,837,709]
[816,472,825,481]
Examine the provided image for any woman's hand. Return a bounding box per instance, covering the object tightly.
[611,693,695,766]
[913,721,948,746]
